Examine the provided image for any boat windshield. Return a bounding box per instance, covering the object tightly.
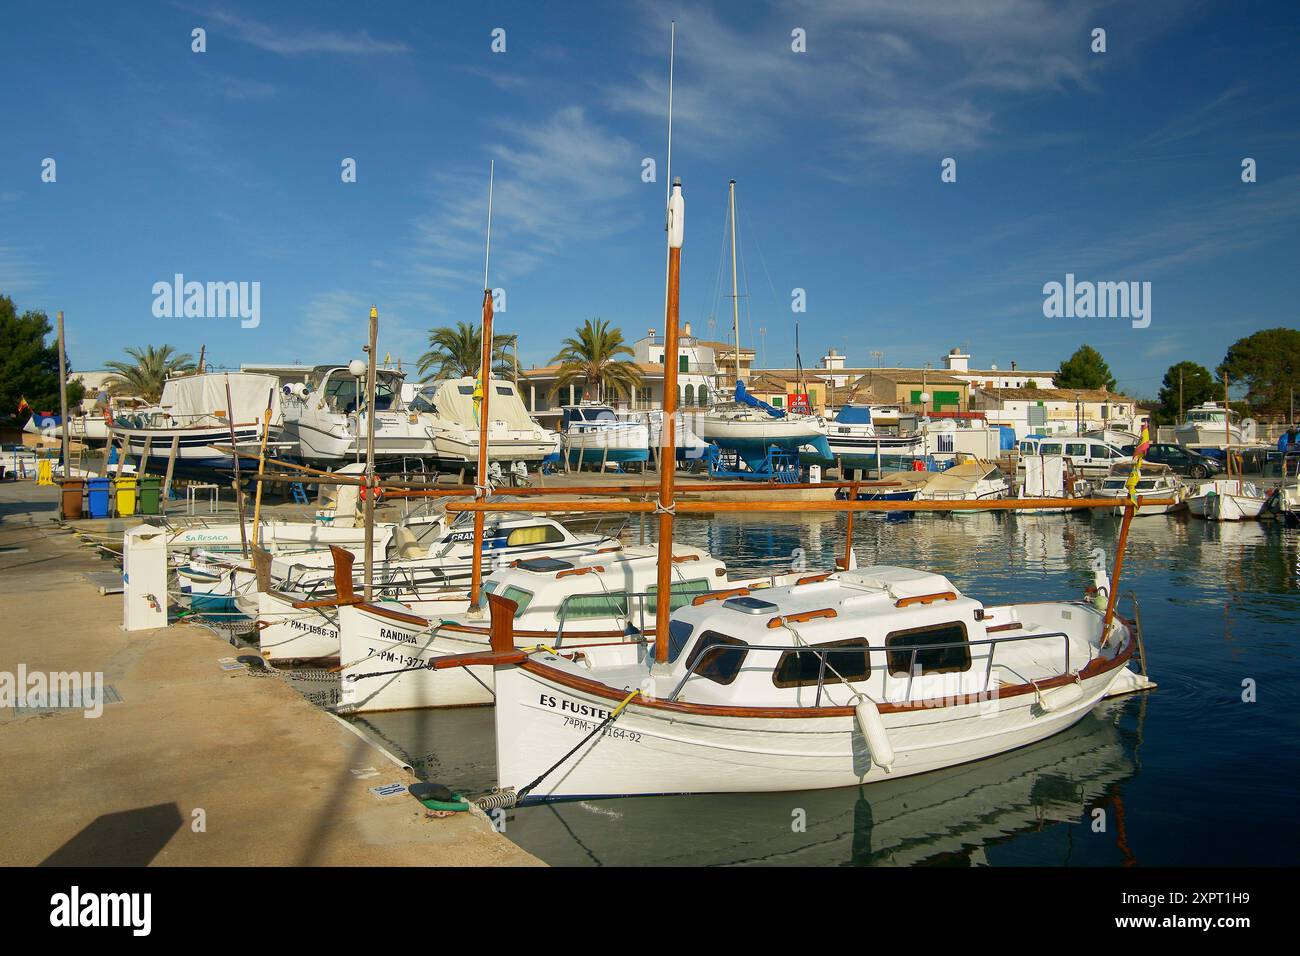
[323,372,401,413]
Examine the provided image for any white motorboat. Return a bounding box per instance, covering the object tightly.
[1174,402,1257,448]
[108,373,282,479]
[409,377,553,468]
[560,403,650,469]
[478,563,1151,801]
[281,364,437,465]
[1185,478,1270,521]
[1093,463,1184,516]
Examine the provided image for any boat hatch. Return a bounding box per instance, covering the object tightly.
[723,596,780,615]
[515,557,574,573]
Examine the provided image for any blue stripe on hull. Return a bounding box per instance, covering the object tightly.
[565,448,649,465]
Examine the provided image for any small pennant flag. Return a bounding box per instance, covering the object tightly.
[17,395,32,416]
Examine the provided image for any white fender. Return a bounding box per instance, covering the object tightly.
[855,698,894,770]
[1036,681,1084,713]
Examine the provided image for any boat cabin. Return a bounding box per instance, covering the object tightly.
[301,365,407,415]
[479,544,728,634]
[561,404,619,431]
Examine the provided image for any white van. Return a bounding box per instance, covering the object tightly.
[1027,436,1131,477]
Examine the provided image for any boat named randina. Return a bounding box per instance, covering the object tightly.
[478,564,1152,801]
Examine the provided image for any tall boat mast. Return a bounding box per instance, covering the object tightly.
[470,162,497,608]
[362,306,378,600]
[729,179,742,389]
[654,24,684,665]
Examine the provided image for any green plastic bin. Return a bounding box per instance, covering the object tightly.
[138,475,162,515]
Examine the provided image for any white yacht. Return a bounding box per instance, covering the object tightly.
[1174,402,1256,448]
[280,364,435,465]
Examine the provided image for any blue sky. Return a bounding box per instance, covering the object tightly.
[2,0,1298,398]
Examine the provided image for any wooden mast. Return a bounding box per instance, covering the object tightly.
[470,161,496,608]
[223,375,250,558]
[362,305,379,601]
[655,179,686,663]
[729,179,741,389]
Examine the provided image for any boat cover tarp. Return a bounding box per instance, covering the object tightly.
[160,373,282,426]
[429,377,537,430]
[734,379,785,419]
[835,405,873,425]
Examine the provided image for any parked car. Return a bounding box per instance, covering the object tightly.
[1121,442,1222,479]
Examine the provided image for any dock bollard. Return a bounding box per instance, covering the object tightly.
[123,526,167,631]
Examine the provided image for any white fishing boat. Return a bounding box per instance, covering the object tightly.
[560,403,650,469]
[281,363,437,465]
[1094,463,1184,516]
[409,377,553,468]
[1185,478,1269,521]
[108,372,282,479]
[479,562,1151,801]
[824,405,925,466]
[252,511,622,664]
[334,543,772,712]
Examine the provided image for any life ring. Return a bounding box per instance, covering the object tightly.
[358,482,385,502]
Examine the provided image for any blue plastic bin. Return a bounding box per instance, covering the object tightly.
[87,477,111,518]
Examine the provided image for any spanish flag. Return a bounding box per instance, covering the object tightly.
[1124,422,1152,502]
[16,395,32,416]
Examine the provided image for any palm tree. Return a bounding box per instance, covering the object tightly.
[418,322,513,380]
[550,318,643,403]
[104,345,196,402]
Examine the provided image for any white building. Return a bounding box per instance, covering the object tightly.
[970,387,1142,440]
[941,348,1056,390]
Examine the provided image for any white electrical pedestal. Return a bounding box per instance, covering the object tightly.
[123,526,167,631]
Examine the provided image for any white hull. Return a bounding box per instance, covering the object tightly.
[694,412,824,444]
[1185,480,1267,521]
[493,657,1137,800]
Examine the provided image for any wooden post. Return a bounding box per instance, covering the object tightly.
[363,306,379,602]
[224,376,249,557]
[251,387,274,548]
[56,311,70,474]
[162,435,180,504]
[655,178,685,664]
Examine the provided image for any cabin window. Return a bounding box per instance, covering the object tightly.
[885,622,970,676]
[496,385,514,395]
[647,578,710,612]
[457,385,474,395]
[666,620,694,662]
[773,637,871,689]
[685,631,748,685]
[488,587,535,616]
[560,591,629,620]
[505,524,565,547]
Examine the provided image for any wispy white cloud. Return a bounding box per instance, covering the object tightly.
[202,6,410,56]
[606,0,1178,167]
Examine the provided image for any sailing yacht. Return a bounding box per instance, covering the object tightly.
[694,180,830,470]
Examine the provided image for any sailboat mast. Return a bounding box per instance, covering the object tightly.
[470,161,496,608]
[362,306,378,601]
[655,180,685,663]
[729,179,741,389]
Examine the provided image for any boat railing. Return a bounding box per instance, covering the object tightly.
[664,628,1080,707]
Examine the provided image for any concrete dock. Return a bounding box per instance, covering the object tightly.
[0,479,541,866]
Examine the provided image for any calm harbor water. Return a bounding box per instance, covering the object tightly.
[348,511,1299,866]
